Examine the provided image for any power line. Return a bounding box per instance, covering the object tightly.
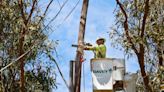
[42,0,69,31]
[45,0,81,36]
[56,0,61,8]
[62,0,80,23]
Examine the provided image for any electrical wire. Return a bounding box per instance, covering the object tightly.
[46,0,81,36]
[56,0,61,8]
[42,0,69,31]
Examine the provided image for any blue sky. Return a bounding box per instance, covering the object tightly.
[44,0,139,92]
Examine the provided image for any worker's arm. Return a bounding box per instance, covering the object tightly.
[84,46,96,51]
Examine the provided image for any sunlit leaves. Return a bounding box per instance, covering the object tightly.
[111,0,164,91]
[0,0,57,91]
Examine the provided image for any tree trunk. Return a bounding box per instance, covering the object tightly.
[157,44,163,66]
[19,28,25,92]
[137,44,152,92]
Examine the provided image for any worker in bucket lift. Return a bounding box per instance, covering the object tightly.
[84,38,106,58]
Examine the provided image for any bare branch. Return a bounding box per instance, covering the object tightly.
[47,53,69,89]
[43,0,53,18]
[116,0,139,54]
[0,46,34,72]
[141,0,149,38]
[27,0,37,25]
[38,0,53,24]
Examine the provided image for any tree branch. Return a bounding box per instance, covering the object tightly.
[47,53,69,89]
[116,0,139,54]
[38,0,53,24]
[18,0,26,25]
[26,0,37,25]
[141,0,149,38]
[0,46,33,72]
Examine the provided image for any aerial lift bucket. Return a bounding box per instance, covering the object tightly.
[90,58,125,92]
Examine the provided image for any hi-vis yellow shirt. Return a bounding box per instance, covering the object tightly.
[87,44,106,58]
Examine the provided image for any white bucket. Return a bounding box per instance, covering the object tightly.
[91,58,125,90]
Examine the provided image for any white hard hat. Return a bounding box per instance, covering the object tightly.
[96,37,106,43]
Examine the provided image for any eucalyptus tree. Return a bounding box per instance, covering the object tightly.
[0,0,58,92]
[146,0,164,91]
[146,0,164,66]
[111,0,164,91]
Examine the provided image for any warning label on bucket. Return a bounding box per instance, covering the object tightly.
[91,59,113,90]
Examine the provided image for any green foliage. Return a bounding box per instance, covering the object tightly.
[110,0,164,91]
[25,60,57,92]
[111,0,164,64]
[0,0,57,91]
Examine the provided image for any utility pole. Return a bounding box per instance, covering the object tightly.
[74,0,89,92]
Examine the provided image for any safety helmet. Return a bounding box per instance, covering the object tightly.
[96,37,106,43]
